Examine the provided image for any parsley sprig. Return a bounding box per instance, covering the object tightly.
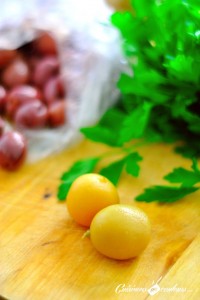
[135,159,200,203]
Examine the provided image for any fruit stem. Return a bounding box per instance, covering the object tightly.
[81,229,90,239]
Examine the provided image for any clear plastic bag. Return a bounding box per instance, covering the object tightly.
[0,0,122,162]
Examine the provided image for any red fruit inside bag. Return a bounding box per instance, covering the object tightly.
[0,131,27,171]
[0,31,68,171]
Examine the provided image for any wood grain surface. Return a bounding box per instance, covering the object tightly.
[0,140,200,300]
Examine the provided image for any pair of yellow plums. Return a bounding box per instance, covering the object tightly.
[66,173,151,260]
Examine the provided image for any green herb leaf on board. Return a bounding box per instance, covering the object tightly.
[191,158,200,173]
[58,157,99,200]
[164,168,200,187]
[135,186,199,203]
[57,182,73,202]
[100,158,126,185]
[164,159,200,187]
[125,152,143,177]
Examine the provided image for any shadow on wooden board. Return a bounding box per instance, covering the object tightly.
[0,296,9,300]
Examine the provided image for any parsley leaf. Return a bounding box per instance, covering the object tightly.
[80,126,120,147]
[135,186,199,203]
[99,108,126,130]
[61,157,99,181]
[57,157,99,201]
[80,108,126,147]
[164,158,200,187]
[164,168,200,187]
[125,152,143,177]
[57,182,72,202]
[100,158,125,185]
[118,71,167,104]
[191,158,200,173]
[119,101,152,144]
[136,158,200,203]
[99,151,143,184]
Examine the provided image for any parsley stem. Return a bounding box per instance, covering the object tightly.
[122,140,150,153]
[99,140,150,159]
[99,148,125,159]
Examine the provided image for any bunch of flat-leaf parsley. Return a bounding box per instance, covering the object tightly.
[57,0,200,203]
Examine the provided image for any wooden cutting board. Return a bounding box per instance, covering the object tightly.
[0,140,200,300]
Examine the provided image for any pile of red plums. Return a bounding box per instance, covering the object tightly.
[0,32,67,171]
